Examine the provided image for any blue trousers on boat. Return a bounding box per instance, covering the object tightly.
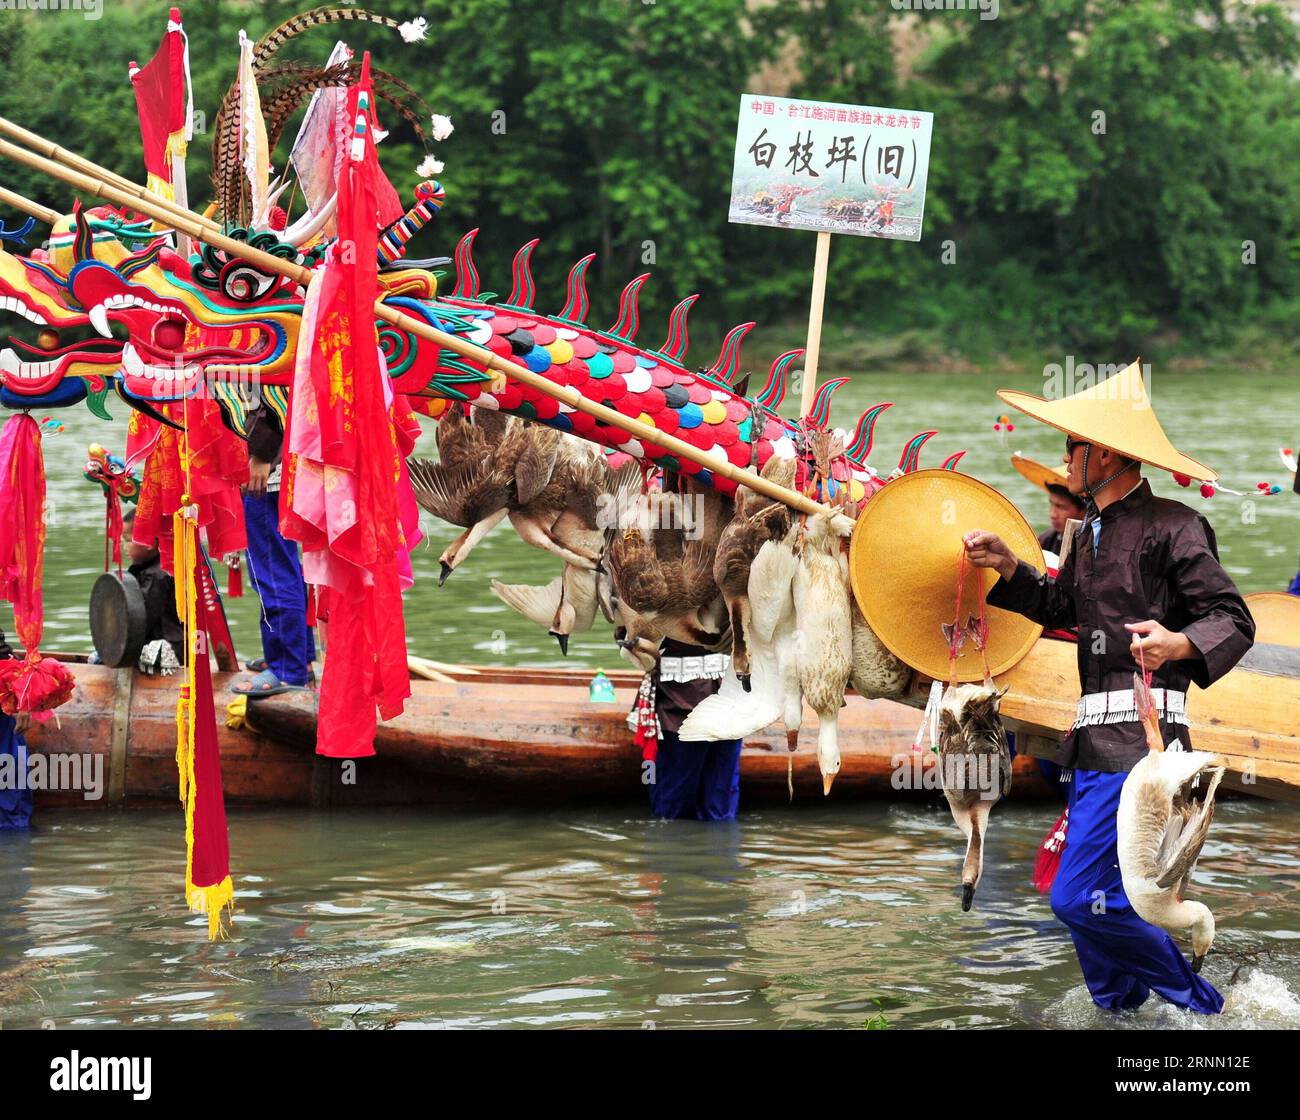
[649,730,742,821]
[1051,767,1223,1014]
[243,490,315,687]
[0,713,32,830]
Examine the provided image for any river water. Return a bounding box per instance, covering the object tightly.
[1,366,1297,1029]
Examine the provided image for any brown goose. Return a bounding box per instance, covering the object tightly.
[937,682,1012,911]
[606,483,730,647]
[409,414,561,582]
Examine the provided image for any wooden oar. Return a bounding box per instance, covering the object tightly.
[0,133,840,520]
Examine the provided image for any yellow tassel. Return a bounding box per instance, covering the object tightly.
[187,876,235,942]
[225,695,248,730]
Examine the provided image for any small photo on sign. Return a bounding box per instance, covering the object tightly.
[729,94,934,242]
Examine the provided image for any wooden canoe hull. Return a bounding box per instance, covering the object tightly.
[22,661,1056,808]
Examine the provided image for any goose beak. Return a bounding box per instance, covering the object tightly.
[961,883,975,912]
[737,672,751,693]
[551,631,569,656]
[822,772,836,796]
[786,729,798,752]
[438,561,454,586]
[1191,953,1205,974]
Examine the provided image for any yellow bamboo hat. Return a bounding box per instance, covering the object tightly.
[849,469,1045,683]
[1010,451,1071,493]
[1244,593,1300,648]
[997,359,1217,482]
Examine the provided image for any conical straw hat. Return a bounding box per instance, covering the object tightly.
[1244,592,1300,648]
[849,469,1044,683]
[1010,451,1070,493]
[997,359,1217,482]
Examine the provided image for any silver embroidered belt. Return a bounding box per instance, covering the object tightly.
[657,653,731,683]
[1072,687,1188,729]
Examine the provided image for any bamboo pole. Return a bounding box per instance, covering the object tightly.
[0,185,58,226]
[0,133,837,519]
[0,116,224,237]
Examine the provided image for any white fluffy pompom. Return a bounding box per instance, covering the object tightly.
[399,17,428,43]
[416,154,444,177]
[429,113,454,142]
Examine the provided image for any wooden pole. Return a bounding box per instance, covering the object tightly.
[0,185,58,226]
[0,134,838,520]
[799,230,832,418]
[0,115,224,238]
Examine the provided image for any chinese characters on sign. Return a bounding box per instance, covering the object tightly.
[729,95,934,241]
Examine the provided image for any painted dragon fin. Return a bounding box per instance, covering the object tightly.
[897,430,937,473]
[845,402,892,464]
[609,273,651,341]
[806,376,850,429]
[658,294,698,362]
[557,253,596,323]
[755,349,802,413]
[942,450,968,471]
[506,238,540,308]
[704,321,755,384]
[451,228,480,298]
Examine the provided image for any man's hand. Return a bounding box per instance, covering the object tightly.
[963,530,1018,581]
[1125,620,1196,671]
[246,455,271,497]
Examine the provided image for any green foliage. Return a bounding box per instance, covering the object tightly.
[0,0,1294,359]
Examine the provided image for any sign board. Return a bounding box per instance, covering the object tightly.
[728,94,934,242]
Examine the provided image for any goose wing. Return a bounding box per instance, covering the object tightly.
[512,434,561,506]
[1155,763,1225,898]
[407,458,505,527]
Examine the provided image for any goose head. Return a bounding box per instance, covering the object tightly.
[1187,902,1216,972]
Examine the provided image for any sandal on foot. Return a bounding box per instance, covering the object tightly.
[231,668,302,698]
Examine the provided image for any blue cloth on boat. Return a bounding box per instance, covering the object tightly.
[1051,767,1222,1014]
[243,490,315,687]
[649,730,742,821]
[0,713,32,830]
[1288,566,1299,596]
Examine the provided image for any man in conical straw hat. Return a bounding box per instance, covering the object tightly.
[965,359,1255,1015]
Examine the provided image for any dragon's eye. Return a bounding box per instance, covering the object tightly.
[37,329,61,351]
[154,318,186,351]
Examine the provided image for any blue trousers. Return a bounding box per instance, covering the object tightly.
[1051,767,1223,1014]
[243,490,315,686]
[649,730,742,821]
[0,713,32,830]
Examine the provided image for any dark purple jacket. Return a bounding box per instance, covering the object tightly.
[987,479,1255,773]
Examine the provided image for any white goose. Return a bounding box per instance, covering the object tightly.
[1117,673,1226,972]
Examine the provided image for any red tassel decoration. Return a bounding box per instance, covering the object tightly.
[1032,807,1069,894]
[227,559,243,598]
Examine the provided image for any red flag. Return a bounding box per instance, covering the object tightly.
[174,503,233,939]
[281,53,410,757]
[128,7,191,195]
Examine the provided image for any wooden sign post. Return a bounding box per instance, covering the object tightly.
[727,94,935,419]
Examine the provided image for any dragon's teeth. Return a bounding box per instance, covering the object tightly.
[89,303,112,338]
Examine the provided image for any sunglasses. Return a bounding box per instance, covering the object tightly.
[1065,436,1088,456]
